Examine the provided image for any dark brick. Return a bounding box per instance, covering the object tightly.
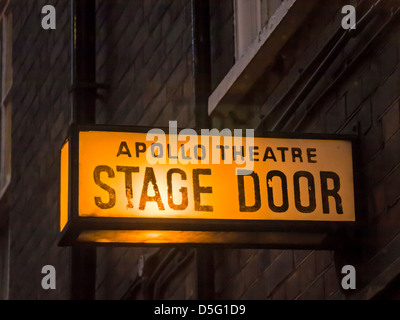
[373,182,386,217]
[257,250,272,274]
[184,271,196,300]
[372,66,400,120]
[328,290,344,300]
[165,7,185,54]
[362,120,383,163]
[153,101,174,127]
[6,0,400,301]
[294,250,311,267]
[214,249,240,294]
[144,23,163,64]
[376,131,400,178]
[239,249,257,267]
[340,98,373,136]
[242,254,262,293]
[242,278,266,300]
[375,200,400,249]
[217,273,245,300]
[166,58,187,100]
[362,61,380,99]
[346,77,363,117]
[147,42,167,80]
[384,166,400,209]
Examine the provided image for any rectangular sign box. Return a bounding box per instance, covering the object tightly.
[59,124,357,248]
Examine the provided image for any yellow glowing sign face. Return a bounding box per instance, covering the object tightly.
[77,130,355,222]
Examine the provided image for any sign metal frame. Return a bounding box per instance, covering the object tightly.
[58,124,360,249]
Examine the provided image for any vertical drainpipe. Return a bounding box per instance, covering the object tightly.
[70,0,97,300]
[191,0,215,300]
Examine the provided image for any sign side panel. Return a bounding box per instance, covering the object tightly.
[60,140,69,232]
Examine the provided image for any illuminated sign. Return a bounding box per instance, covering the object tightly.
[59,124,357,247]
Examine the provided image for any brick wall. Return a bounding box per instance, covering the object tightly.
[96,0,194,129]
[246,1,399,299]
[94,0,195,299]
[7,0,197,300]
[5,0,400,300]
[287,4,400,298]
[8,0,71,299]
[214,249,341,300]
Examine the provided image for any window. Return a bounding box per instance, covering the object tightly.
[234,0,284,59]
[0,4,12,199]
